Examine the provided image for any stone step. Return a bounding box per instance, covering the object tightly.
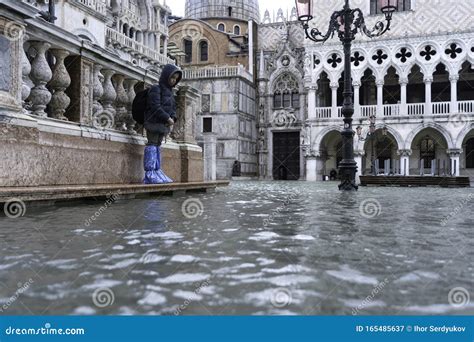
[0,181,229,204]
[360,176,470,188]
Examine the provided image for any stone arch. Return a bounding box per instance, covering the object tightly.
[405,122,455,150]
[312,126,343,152]
[455,123,474,149]
[72,29,98,45]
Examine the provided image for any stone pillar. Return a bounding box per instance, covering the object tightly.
[354,150,364,184]
[125,79,138,134]
[48,49,71,120]
[305,155,317,181]
[397,149,412,176]
[113,74,128,131]
[307,84,317,120]
[353,81,361,118]
[376,80,384,116]
[424,75,433,115]
[163,36,168,56]
[447,149,462,176]
[400,77,408,115]
[203,132,217,181]
[92,64,104,115]
[450,74,459,114]
[330,82,338,118]
[65,56,94,124]
[29,41,52,117]
[101,69,117,128]
[173,85,200,144]
[21,36,32,113]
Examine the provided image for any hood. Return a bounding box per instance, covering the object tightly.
[159,64,182,88]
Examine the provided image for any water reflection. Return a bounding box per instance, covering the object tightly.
[0,181,472,315]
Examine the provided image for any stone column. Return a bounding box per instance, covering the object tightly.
[156,33,161,52]
[424,75,433,115]
[203,132,217,181]
[29,41,52,117]
[447,149,462,176]
[307,84,317,120]
[92,64,104,115]
[100,69,117,128]
[330,82,338,118]
[125,78,138,134]
[353,81,361,118]
[113,74,128,131]
[173,85,200,144]
[400,77,408,115]
[305,155,317,181]
[450,74,459,114]
[163,36,168,56]
[48,49,71,120]
[397,149,412,176]
[21,37,32,113]
[376,80,384,116]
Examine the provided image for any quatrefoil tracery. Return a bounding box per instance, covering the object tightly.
[327,53,342,68]
[372,49,388,65]
[445,43,462,59]
[395,47,412,63]
[351,51,365,67]
[420,45,437,61]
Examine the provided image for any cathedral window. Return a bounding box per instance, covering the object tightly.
[370,0,411,14]
[217,23,225,32]
[203,118,213,133]
[200,41,208,62]
[272,74,300,109]
[184,39,193,63]
[234,25,241,35]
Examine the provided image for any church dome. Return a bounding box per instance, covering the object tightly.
[185,0,260,23]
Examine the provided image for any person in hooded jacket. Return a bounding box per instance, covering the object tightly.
[143,64,182,184]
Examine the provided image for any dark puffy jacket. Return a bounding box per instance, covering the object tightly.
[144,64,182,134]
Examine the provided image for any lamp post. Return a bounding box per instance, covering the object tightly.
[295,0,396,190]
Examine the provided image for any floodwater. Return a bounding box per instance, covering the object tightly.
[0,181,472,315]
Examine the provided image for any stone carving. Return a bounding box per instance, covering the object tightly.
[29,41,52,117]
[92,64,104,115]
[20,37,32,113]
[48,49,71,120]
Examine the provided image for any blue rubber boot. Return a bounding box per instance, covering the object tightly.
[156,147,173,183]
[143,145,166,184]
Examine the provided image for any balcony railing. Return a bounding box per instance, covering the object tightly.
[313,100,474,119]
[106,28,174,65]
[182,65,253,82]
[72,0,107,15]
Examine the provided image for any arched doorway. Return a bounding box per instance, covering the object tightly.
[466,138,474,169]
[318,130,342,179]
[410,128,449,175]
[363,129,398,175]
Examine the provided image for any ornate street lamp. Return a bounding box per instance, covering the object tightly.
[296,0,396,190]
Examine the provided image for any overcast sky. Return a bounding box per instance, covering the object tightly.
[167,0,294,20]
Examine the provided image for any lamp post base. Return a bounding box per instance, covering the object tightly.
[338,179,359,191]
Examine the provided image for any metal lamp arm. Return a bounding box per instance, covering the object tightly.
[352,8,392,38]
[303,10,343,43]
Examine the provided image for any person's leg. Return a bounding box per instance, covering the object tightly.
[155,134,173,183]
[144,131,166,184]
